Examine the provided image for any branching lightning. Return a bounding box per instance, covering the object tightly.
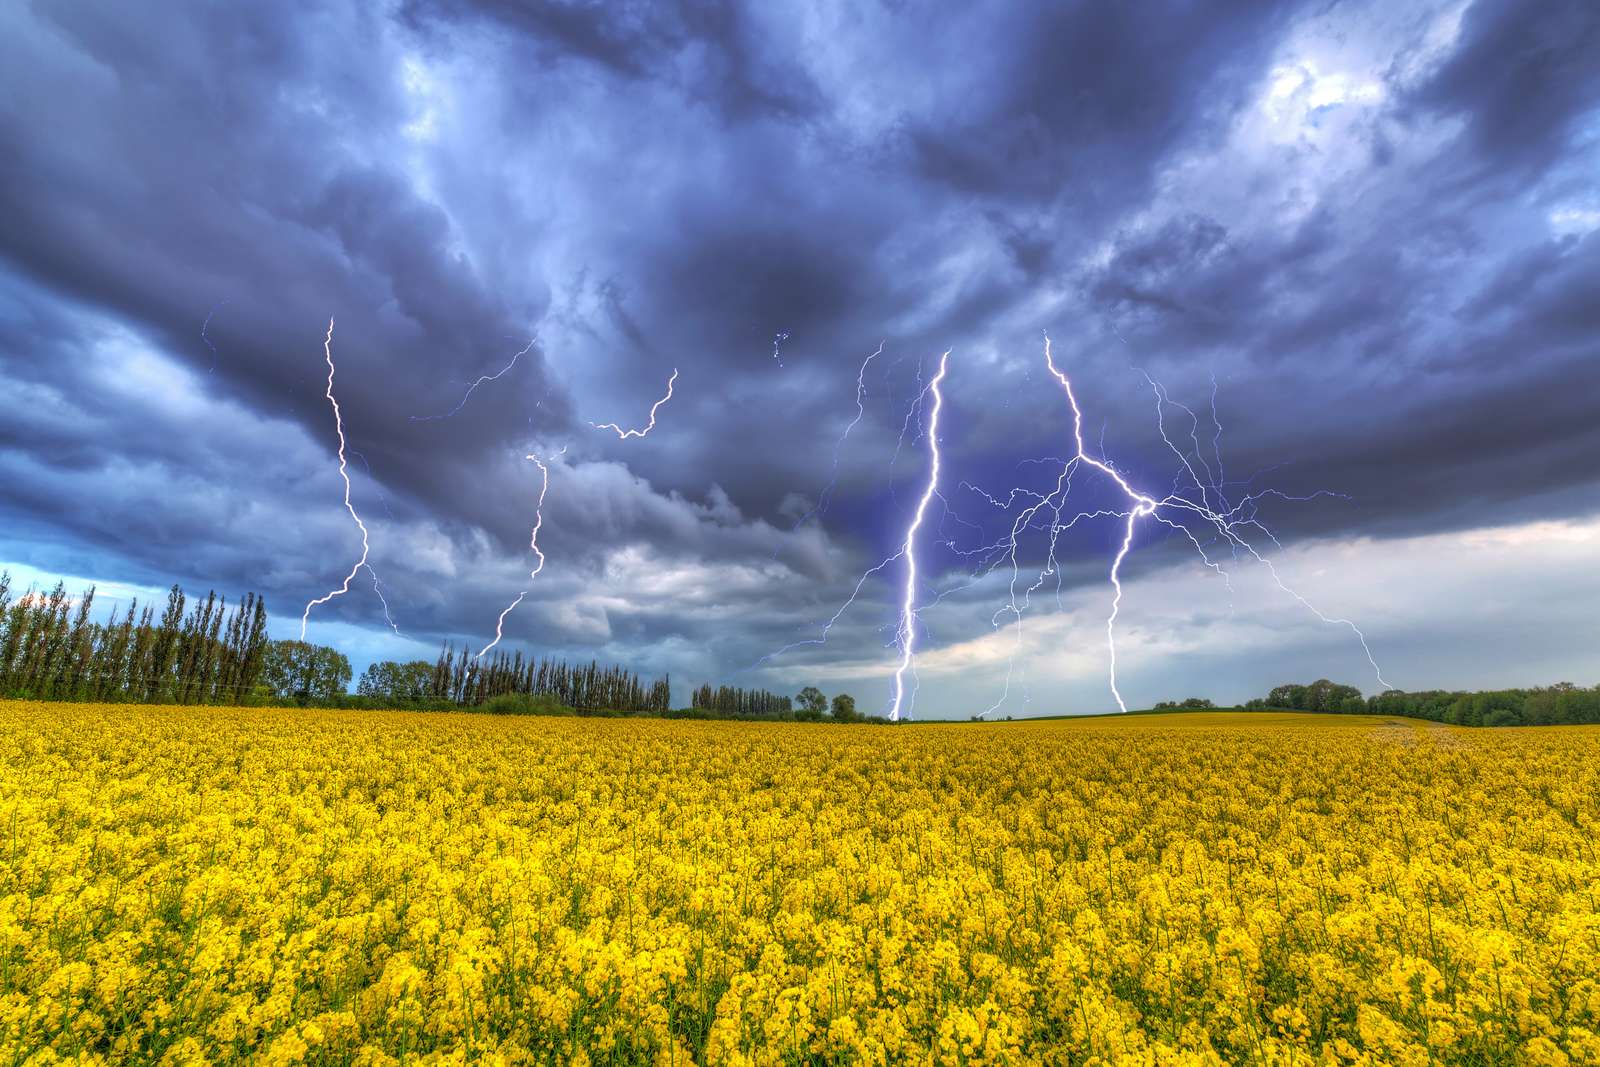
[1021,333,1387,712]
[477,449,559,658]
[300,317,374,641]
[366,567,404,638]
[590,369,678,439]
[784,342,883,536]
[410,337,536,422]
[888,351,950,721]
[771,331,790,366]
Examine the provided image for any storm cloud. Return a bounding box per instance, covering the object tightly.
[3,0,1597,715]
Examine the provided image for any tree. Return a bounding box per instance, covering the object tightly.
[1266,683,1308,709]
[0,576,267,705]
[690,682,791,718]
[796,686,827,717]
[357,659,435,704]
[1302,678,1361,713]
[830,693,858,721]
[262,640,352,702]
[144,585,187,702]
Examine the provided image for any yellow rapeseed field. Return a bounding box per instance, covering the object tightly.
[1,704,1597,1065]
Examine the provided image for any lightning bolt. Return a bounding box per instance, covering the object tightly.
[366,566,404,638]
[889,350,950,721]
[1034,333,1387,711]
[1208,371,1227,495]
[477,449,558,658]
[784,341,884,536]
[771,331,790,366]
[200,301,228,376]
[590,369,678,440]
[410,337,536,422]
[300,317,373,640]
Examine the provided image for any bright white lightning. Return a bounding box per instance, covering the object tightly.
[772,331,790,366]
[889,350,950,722]
[411,337,536,422]
[1038,333,1388,711]
[300,317,373,640]
[477,450,558,658]
[590,369,678,439]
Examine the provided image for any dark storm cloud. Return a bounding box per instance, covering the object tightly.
[1085,214,1235,321]
[903,1,1289,202]
[1408,0,1600,177]
[402,0,822,120]
[403,0,673,79]
[3,0,1599,710]
[0,3,568,491]
[1069,156,1600,544]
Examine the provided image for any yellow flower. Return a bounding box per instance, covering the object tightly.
[0,702,1594,1063]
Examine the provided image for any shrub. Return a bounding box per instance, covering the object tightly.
[480,692,572,716]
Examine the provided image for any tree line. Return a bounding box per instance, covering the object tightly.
[1248,678,1600,726]
[0,573,270,704]
[683,683,883,723]
[425,645,671,712]
[0,574,674,714]
[690,683,793,718]
[0,573,874,722]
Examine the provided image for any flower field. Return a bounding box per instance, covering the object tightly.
[1,704,1597,1065]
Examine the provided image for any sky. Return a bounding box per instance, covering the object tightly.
[2,0,1597,718]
